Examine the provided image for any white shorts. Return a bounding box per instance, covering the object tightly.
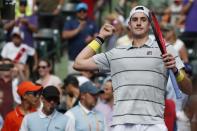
[111,124,167,131]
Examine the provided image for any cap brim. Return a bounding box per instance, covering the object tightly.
[17,85,42,96]
[76,8,87,11]
[29,85,42,92]
[43,94,60,99]
[90,89,104,95]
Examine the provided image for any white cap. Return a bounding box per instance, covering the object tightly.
[129,6,150,19]
[11,27,24,39]
[76,76,90,86]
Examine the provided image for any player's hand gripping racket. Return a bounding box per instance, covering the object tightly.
[149,11,182,99]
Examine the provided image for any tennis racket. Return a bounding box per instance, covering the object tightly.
[149,11,182,99]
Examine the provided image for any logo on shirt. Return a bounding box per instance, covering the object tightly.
[147,51,152,55]
[55,126,61,130]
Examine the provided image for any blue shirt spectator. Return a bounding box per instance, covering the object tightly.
[62,2,98,74]
[63,19,98,60]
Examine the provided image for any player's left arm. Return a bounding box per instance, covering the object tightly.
[162,52,192,95]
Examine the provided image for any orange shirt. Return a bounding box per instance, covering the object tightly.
[1,106,35,131]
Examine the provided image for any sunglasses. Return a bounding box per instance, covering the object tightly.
[38,66,48,69]
[45,96,60,104]
[77,9,87,13]
[26,91,42,97]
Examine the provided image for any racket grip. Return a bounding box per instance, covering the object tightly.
[168,69,182,99]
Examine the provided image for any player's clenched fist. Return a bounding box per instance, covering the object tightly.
[97,23,116,39]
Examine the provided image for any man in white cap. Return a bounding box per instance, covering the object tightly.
[73,5,192,131]
[1,27,36,65]
[1,27,38,78]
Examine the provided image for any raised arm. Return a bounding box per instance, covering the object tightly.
[73,23,115,71]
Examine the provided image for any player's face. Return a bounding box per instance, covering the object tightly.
[128,12,150,38]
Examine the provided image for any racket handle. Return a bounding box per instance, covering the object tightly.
[168,69,182,99]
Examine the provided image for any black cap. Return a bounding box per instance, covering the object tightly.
[80,81,104,95]
[42,86,60,98]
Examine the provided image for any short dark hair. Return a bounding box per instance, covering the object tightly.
[63,75,79,89]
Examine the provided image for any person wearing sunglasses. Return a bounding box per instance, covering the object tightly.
[36,59,62,90]
[2,81,42,131]
[20,85,73,131]
[62,2,99,74]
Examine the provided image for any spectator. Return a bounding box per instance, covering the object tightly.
[15,0,36,17]
[162,24,189,63]
[62,75,80,110]
[96,77,113,131]
[1,81,42,131]
[1,28,38,78]
[62,2,98,74]
[0,58,26,105]
[162,0,183,23]
[20,85,72,131]
[36,59,62,90]
[65,81,107,131]
[3,0,38,48]
[0,59,14,118]
[116,24,133,46]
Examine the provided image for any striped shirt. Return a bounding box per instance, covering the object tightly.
[93,38,184,126]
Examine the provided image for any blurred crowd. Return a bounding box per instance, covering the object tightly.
[0,0,197,131]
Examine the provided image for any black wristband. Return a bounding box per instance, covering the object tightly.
[95,36,104,45]
[174,68,179,76]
